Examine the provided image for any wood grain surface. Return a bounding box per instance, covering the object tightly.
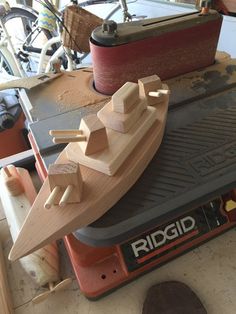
[0,167,60,286]
[0,242,13,314]
[0,73,62,91]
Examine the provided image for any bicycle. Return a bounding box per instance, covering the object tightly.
[0,0,134,78]
[0,2,55,76]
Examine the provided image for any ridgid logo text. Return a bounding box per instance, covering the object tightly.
[131,216,196,258]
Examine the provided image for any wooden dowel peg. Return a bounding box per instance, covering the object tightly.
[59,185,74,207]
[49,282,54,291]
[158,89,170,95]
[149,89,170,97]
[3,167,11,178]
[2,167,24,196]
[53,136,87,144]
[44,186,61,209]
[49,129,83,137]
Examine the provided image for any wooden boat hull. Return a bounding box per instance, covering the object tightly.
[9,100,168,261]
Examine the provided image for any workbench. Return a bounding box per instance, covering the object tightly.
[1,52,236,313]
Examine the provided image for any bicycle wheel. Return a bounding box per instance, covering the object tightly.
[0,6,56,75]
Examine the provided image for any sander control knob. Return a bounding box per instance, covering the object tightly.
[102,20,117,35]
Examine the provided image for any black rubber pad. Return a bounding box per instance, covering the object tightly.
[142,281,207,314]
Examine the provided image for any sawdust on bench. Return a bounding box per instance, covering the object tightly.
[39,69,109,111]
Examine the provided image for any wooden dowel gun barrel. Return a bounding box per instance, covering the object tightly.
[0,165,72,303]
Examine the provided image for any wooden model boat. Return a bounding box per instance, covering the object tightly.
[9,75,170,261]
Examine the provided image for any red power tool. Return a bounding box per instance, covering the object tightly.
[90,10,222,95]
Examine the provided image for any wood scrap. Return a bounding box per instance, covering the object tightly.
[0,165,72,303]
[0,242,13,314]
[0,73,62,91]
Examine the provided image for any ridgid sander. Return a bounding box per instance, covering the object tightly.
[90,10,222,95]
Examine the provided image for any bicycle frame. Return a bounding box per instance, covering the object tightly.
[0,16,26,76]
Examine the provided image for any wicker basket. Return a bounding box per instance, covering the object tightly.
[61,5,103,53]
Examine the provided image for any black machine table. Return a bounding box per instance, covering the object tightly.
[23,54,236,299]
